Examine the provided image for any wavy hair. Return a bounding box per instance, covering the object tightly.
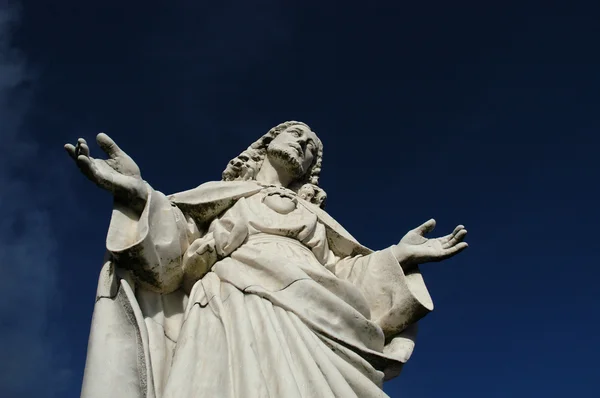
[222,121,327,208]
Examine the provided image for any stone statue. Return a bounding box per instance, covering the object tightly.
[65,121,468,398]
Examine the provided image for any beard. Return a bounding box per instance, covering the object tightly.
[267,145,304,179]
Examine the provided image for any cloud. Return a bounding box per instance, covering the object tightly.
[0,3,71,396]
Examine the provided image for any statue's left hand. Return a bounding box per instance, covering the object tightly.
[392,219,468,269]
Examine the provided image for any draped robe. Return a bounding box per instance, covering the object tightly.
[81,180,434,398]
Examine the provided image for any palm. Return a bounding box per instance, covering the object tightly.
[96,148,140,177]
[396,219,468,266]
[65,133,145,200]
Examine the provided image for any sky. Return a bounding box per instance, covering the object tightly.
[1,0,599,397]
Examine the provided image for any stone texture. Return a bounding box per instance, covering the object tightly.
[65,121,468,398]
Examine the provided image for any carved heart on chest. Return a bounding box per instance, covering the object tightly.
[262,193,297,214]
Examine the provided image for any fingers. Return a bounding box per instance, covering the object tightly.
[66,137,93,161]
[76,154,97,181]
[188,239,206,253]
[440,224,465,243]
[64,143,76,160]
[415,218,436,235]
[449,225,465,238]
[77,138,90,157]
[65,137,91,160]
[187,239,214,255]
[441,242,468,259]
[442,228,468,248]
[97,133,122,159]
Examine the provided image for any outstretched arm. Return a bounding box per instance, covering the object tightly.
[65,134,201,293]
[329,219,468,329]
[327,219,468,373]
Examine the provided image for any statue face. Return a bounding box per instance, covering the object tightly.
[267,124,319,179]
[223,152,260,181]
[298,184,315,201]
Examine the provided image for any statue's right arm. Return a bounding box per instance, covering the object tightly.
[65,134,201,293]
[107,184,202,293]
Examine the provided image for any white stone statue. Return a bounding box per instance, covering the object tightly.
[65,121,468,398]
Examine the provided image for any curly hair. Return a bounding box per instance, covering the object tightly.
[222,121,327,208]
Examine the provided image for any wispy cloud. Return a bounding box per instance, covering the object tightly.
[0,3,71,396]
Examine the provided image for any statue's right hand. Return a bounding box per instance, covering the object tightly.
[64,133,148,210]
[182,235,218,293]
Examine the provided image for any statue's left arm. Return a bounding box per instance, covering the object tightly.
[326,247,432,349]
[326,219,467,376]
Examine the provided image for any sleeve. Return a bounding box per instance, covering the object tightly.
[325,247,434,369]
[105,183,201,294]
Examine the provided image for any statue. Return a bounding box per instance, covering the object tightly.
[65,121,468,398]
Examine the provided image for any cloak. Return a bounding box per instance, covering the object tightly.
[81,181,433,398]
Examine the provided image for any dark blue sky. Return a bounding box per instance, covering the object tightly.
[1,1,599,397]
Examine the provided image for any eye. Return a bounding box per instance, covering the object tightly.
[289,129,301,137]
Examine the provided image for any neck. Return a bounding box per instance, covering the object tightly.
[255,157,294,187]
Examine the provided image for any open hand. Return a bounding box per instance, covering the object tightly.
[65,133,147,211]
[182,236,218,293]
[392,219,468,269]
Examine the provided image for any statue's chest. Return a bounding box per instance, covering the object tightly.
[238,187,320,241]
[262,191,298,215]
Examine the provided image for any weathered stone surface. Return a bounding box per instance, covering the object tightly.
[65,121,468,398]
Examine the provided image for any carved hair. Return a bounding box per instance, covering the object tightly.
[222,121,327,208]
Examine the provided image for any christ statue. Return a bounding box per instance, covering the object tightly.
[65,121,468,398]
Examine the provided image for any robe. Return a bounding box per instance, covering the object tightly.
[81,181,434,398]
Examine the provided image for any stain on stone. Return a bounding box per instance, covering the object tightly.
[114,245,161,290]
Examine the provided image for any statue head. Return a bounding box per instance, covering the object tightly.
[222,121,327,208]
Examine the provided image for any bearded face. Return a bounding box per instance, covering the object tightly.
[266,124,319,180]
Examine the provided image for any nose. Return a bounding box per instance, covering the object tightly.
[296,135,307,152]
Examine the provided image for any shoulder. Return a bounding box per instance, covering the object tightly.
[167,180,263,223]
[168,180,263,205]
